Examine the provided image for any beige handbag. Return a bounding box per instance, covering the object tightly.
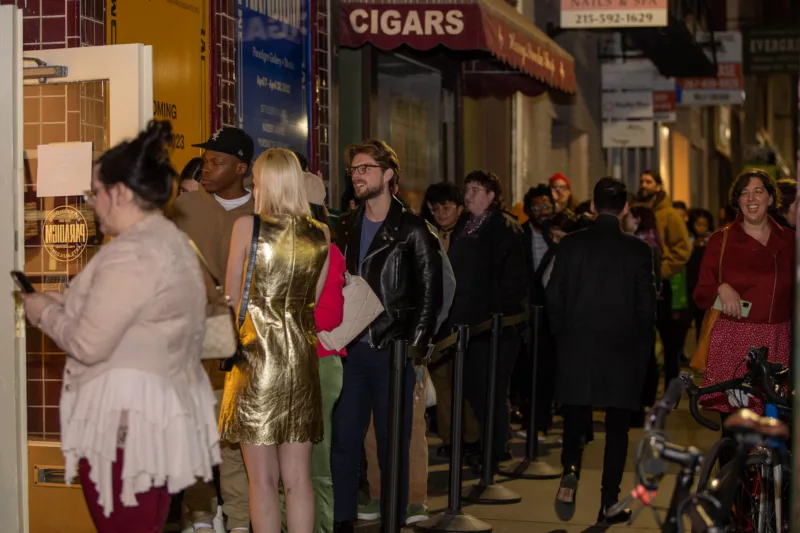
[318,273,384,352]
[188,240,238,361]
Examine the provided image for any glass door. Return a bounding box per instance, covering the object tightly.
[0,7,153,529]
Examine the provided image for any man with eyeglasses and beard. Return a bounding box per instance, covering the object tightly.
[331,139,443,533]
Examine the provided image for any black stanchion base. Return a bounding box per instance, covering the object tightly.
[461,482,522,505]
[415,511,493,533]
[498,459,561,480]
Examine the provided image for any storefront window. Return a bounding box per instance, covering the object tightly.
[376,53,442,211]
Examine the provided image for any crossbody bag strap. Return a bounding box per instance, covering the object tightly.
[238,215,261,329]
[188,239,223,291]
[717,227,729,284]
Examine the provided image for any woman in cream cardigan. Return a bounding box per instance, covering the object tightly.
[22,121,220,532]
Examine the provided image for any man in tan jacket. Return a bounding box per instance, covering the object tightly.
[173,128,255,533]
[636,171,691,390]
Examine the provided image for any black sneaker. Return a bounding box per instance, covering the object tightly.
[554,466,579,521]
[597,504,631,525]
[334,521,355,533]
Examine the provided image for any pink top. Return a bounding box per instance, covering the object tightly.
[315,243,347,357]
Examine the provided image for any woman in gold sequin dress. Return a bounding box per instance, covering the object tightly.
[220,148,330,533]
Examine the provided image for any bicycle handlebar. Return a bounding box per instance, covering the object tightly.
[683,347,789,430]
[646,377,687,432]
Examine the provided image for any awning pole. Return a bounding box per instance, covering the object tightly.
[455,63,465,181]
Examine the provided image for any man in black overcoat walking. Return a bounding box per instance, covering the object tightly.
[546,178,656,525]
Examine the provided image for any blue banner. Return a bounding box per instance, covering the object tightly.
[236,0,310,158]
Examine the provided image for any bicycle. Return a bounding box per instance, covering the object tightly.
[606,372,790,533]
[685,347,792,533]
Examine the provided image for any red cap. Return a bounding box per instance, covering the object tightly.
[549,173,571,189]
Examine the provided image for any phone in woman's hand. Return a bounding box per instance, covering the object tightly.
[11,271,35,293]
[713,296,751,318]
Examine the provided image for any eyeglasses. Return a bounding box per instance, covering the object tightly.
[346,164,382,176]
[551,185,569,192]
[83,189,96,205]
[464,185,487,196]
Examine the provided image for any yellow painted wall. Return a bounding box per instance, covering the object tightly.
[107,0,210,173]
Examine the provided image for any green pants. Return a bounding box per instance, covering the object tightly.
[282,355,343,533]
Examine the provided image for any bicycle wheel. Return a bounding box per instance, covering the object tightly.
[697,437,737,491]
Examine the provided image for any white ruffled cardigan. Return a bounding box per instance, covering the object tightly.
[39,212,221,517]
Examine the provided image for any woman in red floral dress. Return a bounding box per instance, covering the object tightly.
[694,169,794,417]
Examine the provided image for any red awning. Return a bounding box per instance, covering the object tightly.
[340,0,576,94]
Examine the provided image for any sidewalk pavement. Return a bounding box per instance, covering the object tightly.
[357,397,719,533]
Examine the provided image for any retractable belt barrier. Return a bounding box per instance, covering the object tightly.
[499,305,560,479]
[386,308,534,533]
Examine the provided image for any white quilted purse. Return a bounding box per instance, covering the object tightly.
[188,239,238,361]
[318,273,384,351]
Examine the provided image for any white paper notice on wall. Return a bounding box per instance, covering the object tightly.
[36,142,93,198]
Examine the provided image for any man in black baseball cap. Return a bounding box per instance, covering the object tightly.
[174,126,256,533]
[191,127,254,199]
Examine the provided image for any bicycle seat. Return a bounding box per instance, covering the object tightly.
[723,409,789,440]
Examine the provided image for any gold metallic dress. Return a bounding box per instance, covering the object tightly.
[219,215,329,446]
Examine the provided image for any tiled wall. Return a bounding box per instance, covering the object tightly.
[0,0,104,48]
[214,0,236,129]
[23,81,108,439]
[313,0,331,176]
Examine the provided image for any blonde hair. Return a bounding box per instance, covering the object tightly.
[252,148,311,217]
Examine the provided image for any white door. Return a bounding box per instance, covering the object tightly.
[0,6,153,532]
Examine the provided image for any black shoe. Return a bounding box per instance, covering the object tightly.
[462,441,481,464]
[334,521,355,533]
[436,444,451,459]
[554,466,579,521]
[597,504,631,525]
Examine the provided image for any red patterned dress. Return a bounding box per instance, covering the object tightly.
[694,217,794,414]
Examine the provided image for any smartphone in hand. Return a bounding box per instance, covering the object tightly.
[11,271,36,293]
[712,296,751,318]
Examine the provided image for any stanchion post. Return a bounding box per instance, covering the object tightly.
[463,314,521,505]
[526,305,541,459]
[417,325,492,533]
[447,326,467,512]
[384,339,407,533]
[499,305,560,480]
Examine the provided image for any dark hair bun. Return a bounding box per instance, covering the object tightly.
[97,119,177,208]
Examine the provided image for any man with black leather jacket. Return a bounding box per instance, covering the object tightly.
[331,139,443,533]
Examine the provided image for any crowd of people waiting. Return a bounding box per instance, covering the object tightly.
[19,119,797,533]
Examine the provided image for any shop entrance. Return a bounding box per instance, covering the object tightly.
[0,6,153,532]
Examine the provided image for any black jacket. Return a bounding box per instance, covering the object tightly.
[447,207,528,330]
[545,215,657,410]
[336,197,443,349]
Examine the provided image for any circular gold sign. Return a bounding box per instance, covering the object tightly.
[42,206,88,262]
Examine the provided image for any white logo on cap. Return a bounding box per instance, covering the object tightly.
[211,128,223,141]
[238,150,244,156]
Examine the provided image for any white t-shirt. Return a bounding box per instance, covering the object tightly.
[214,190,252,211]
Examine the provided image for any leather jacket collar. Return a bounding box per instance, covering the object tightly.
[343,195,406,272]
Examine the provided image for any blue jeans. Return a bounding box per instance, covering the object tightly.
[331,342,415,524]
